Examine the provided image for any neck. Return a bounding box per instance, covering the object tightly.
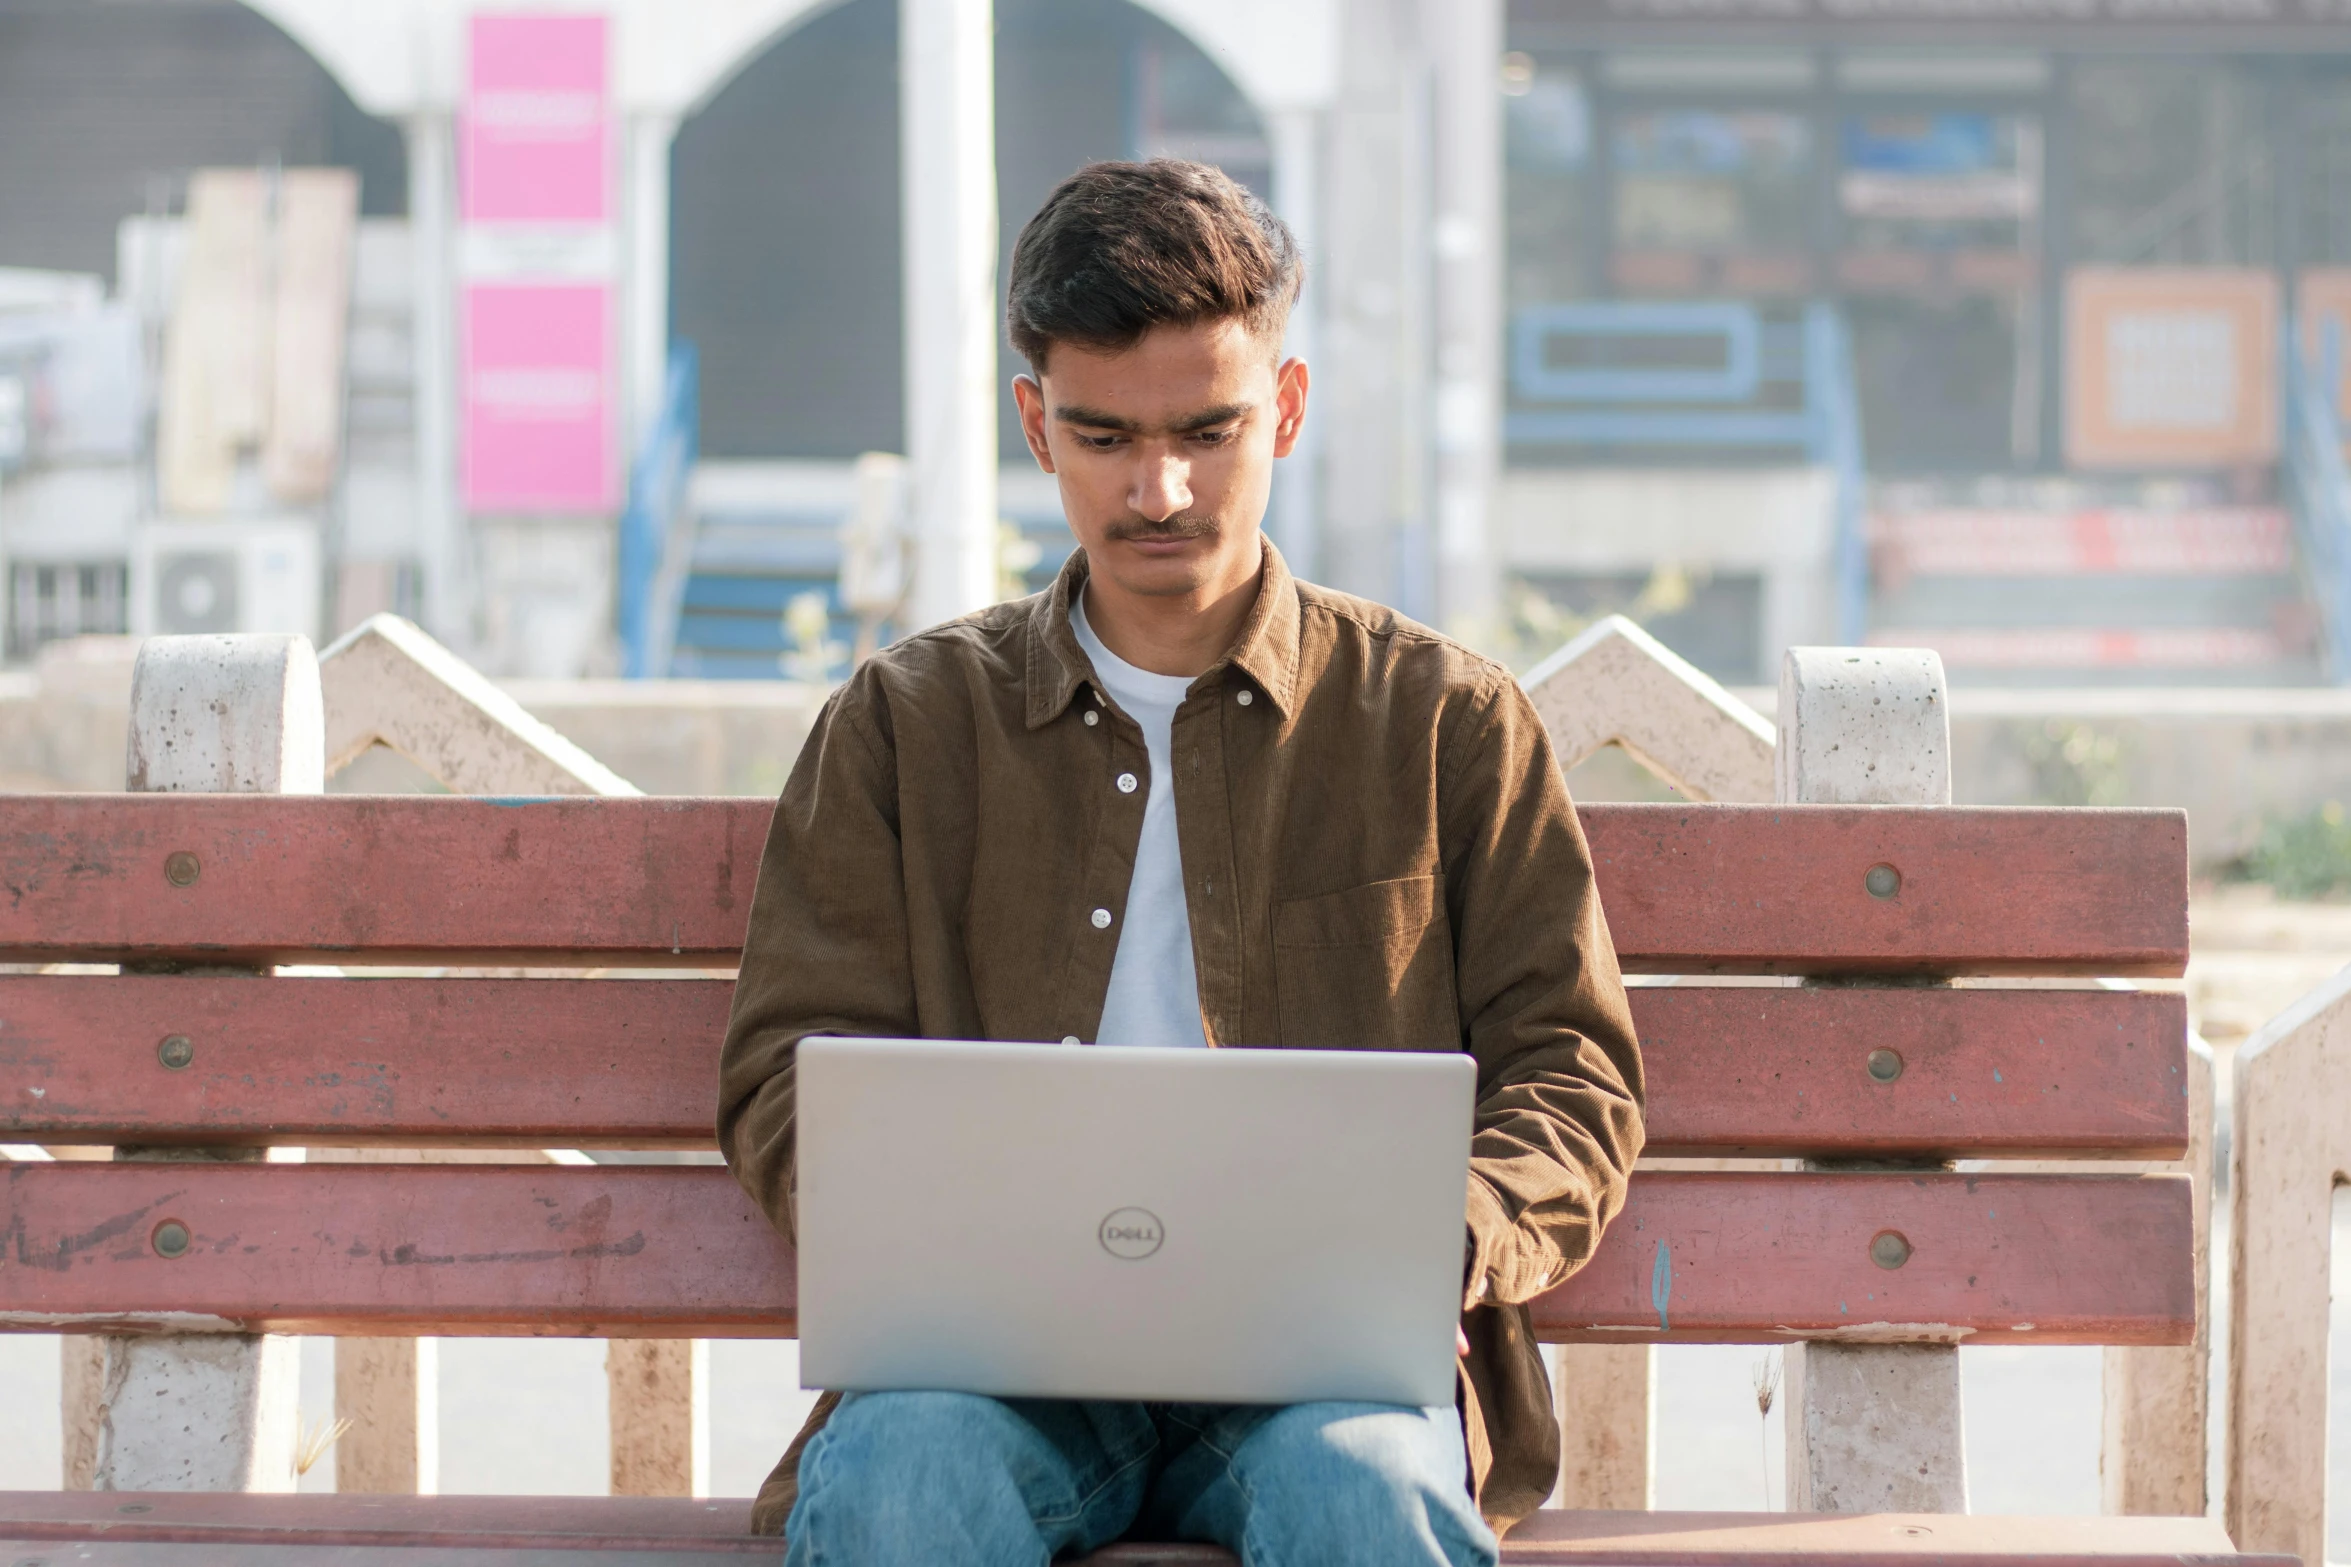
[1079,547,1266,679]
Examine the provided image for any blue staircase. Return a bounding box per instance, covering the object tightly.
[618,377,1077,680]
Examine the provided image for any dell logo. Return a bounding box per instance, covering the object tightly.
[1098,1206,1164,1260]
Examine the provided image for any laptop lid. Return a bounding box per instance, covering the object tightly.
[796,1038,1477,1408]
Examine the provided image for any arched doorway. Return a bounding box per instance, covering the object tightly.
[668,0,1272,464]
[0,0,404,283]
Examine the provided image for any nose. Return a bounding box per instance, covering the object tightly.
[1127,448,1192,522]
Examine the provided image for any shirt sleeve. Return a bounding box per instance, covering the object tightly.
[1441,671,1647,1306]
[717,670,914,1243]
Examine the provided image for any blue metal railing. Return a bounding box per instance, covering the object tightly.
[618,342,699,680]
[1504,298,1870,643]
[1804,304,1869,647]
[2284,318,2351,683]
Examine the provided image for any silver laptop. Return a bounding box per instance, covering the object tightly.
[795,1038,1476,1408]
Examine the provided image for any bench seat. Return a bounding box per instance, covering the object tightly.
[0,1493,2289,1566]
[1,793,2236,1556]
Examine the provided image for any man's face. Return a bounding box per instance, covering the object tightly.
[1014,318,1307,601]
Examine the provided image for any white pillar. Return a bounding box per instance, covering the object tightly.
[1423,0,1503,638]
[1776,646,1966,1515]
[1319,0,1428,608]
[1267,106,1323,581]
[900,0,1000,631]
[93,633,320,1493]
[625,114,680,451]
[405,114,468,650]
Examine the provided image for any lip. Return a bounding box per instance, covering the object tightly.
[1119,535,1204,556]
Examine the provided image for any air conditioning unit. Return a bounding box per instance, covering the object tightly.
[130,518,321,639]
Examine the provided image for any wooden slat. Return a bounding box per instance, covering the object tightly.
[1631,985,2189,1159]
[1580,804,2187,977]
[0,797,2186,975]
[0,795,772,968]
[0,1164,2191,1345]
[0,1494,2284,1565]
[0,975,725,1149]
[0,978,2188,1159]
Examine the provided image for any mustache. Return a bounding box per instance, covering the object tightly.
[1103,511,1217,543]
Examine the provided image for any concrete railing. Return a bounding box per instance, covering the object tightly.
[42,618,707,1501]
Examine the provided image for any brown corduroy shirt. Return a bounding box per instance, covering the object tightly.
[719,540,1644,1539]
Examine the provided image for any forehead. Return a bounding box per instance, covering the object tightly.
[1039,319,1278,422]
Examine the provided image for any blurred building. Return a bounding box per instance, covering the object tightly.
[0,0,2348,687]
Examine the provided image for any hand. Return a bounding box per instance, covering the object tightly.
[1456,1323,1471,1358]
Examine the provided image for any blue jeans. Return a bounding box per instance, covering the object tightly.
[783,1392,1500,1567]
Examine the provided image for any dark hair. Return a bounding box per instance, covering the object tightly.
[1006,159,1303,371]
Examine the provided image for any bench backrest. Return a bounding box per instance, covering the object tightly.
[0,795,2192,1348]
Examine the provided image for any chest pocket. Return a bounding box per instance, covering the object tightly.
[1272,873,1460,1050]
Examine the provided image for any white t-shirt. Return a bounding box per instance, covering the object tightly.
[1071,591,1209,1048]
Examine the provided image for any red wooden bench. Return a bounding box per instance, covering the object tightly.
[0,792,2282,1564]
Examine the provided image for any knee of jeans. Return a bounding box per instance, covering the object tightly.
[804,1391,1027,1504]
[1234,1403,1480,1531]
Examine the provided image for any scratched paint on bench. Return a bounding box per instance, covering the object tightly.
[0,1164,2191,1345]
[0,798,2185,974]
[0,977,2187,1159]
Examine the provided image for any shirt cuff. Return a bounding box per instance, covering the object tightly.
[1464,1173,1515,1306]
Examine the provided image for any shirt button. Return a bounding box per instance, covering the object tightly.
[1116,772,1138,794]
[1060,1035,1081,1047]
[1236,689,1254,706]
[1091,908,1112,929]
[1083,710,1099,727]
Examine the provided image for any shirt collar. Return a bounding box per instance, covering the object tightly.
[1024,536,1303,731]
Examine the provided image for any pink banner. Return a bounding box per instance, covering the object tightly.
[462,282,614,512]
[462,13,610,226]
[460,13,616,513]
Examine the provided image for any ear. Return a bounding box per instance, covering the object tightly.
[1271,357,1310,460]
[1012,375,1056,473]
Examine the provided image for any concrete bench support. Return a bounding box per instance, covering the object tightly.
[1777,646,1965,1515]
[310,617,695,1498]
[91,633,321,1491]
[2102,1032,2213,1518]
[1523,615,1780,1509]
[2227,961,2351,1565]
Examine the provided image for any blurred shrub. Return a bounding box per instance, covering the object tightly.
[2234,801,2351,901]
[2012,718,2131,808]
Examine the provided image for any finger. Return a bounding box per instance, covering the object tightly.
[1456,1324,1471,1357]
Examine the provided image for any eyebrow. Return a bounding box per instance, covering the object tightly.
[1052,401,1252,435]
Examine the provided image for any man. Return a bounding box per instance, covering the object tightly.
[720,159,1643,1567]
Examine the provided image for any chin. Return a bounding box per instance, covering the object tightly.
[1108,559,1211,599]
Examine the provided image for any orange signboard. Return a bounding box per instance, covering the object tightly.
[2064,269,2277,469]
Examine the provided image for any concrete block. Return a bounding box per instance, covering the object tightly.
[1783,1341,1966,1514]
[1778,643,1966,1515]
[319,613,638,796]
[335,1337,439,1494]
[1775,647,1950,807]
[1522,615,1775,803]
[608,1338,707,1498]
[125,633,323,795]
